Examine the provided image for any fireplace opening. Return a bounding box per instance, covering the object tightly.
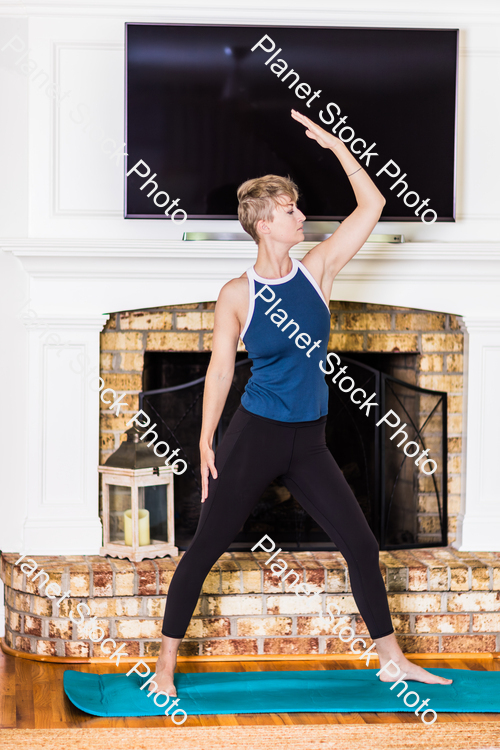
[140,350,447,552]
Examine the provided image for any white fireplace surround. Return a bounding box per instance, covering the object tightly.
[1,1,500,566]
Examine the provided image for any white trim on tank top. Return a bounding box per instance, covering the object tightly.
[240,258,297,342]
[240,271,255,342]
[239,256,330,342]
[296,260,331,311]
[249,256,299,285]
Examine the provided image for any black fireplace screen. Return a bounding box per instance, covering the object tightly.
[141,351,447,551]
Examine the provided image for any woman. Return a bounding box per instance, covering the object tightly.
[152,110,453,697]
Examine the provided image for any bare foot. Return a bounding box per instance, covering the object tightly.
[378,656,453,686]
[147,657,177,697]
[146,636,182,697]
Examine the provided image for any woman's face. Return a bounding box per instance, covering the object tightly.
[260,195,306,244]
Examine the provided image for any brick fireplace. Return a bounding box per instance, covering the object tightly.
[99,297,463,546]
[2,238,500,659]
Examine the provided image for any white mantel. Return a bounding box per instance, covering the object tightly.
[4,239,500,315]
[1,0,500,570]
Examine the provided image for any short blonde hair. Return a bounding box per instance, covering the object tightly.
[237,175,299,243]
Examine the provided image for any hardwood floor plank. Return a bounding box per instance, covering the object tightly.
[318,713,341,723]
[461,713,500,721]
[335,712,366,724]
[396,712,422,723]
[291,712,332,724]
[434,712,461,722]
[216,714,240,725]
[199,714,220,726]
[284,713,311,725]
[268,713,285,725]
[275,712,295,725]
[49,667,70,728]
[15,657,35,728]
[239,713,284,725]
[291,660,324,672]
[239,662,261,672]
[182,715,204,726]
[0,695,16,728]
[362,712,403,724]
[0,653,16,703]
[458,658,487,671]
[33,681,53,729]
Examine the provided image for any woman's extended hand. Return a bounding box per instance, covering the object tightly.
[291,109,343,151]
[200,442,218,503]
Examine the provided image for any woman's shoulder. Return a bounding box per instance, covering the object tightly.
[216,274,250,330]
[219,272,249,298]
[216,273,249,309]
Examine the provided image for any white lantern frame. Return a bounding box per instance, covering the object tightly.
[99,464,178,561]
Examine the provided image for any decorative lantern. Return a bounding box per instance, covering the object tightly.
[99,425,178,561]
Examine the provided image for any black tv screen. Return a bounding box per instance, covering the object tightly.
[125,23,458,223]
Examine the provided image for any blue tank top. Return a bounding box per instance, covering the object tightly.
[240,257,331,422]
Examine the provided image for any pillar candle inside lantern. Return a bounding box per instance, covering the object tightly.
[124,508,150,546]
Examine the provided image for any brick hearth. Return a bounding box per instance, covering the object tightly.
[2,548,499,659]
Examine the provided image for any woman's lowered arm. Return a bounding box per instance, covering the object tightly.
[199,281,242,502]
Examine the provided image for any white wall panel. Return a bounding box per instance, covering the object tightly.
[0,17,29,236]
[43,345,86,504]
[478,346,500,504]
[22,315,105,554]
[56,43,124,215]
[461,321,500,550]
[460,54,500,220]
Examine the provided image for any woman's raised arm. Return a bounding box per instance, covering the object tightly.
[291,109,385,294]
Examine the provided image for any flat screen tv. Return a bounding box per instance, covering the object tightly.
[125,23,458,223]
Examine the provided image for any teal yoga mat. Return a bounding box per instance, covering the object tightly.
[64,668,500,717]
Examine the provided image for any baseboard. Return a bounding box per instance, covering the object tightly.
[1,638,498,664]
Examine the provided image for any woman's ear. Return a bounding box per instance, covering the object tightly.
[256,218,270,236]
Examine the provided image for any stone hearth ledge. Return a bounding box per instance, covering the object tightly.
[1,549,500,658]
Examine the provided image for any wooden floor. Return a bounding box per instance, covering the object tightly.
[1,651,499,728]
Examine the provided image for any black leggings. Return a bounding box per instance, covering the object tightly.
[162,405,394,640]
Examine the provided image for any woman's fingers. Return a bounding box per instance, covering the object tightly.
[291,109,317,130]
[291,108,340,150]
[201,464,208,502]
[201,462,211,502]
[209,460,218,481]
[200,455,218,503]
[204,448,217,480]
[291,110,323,143]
